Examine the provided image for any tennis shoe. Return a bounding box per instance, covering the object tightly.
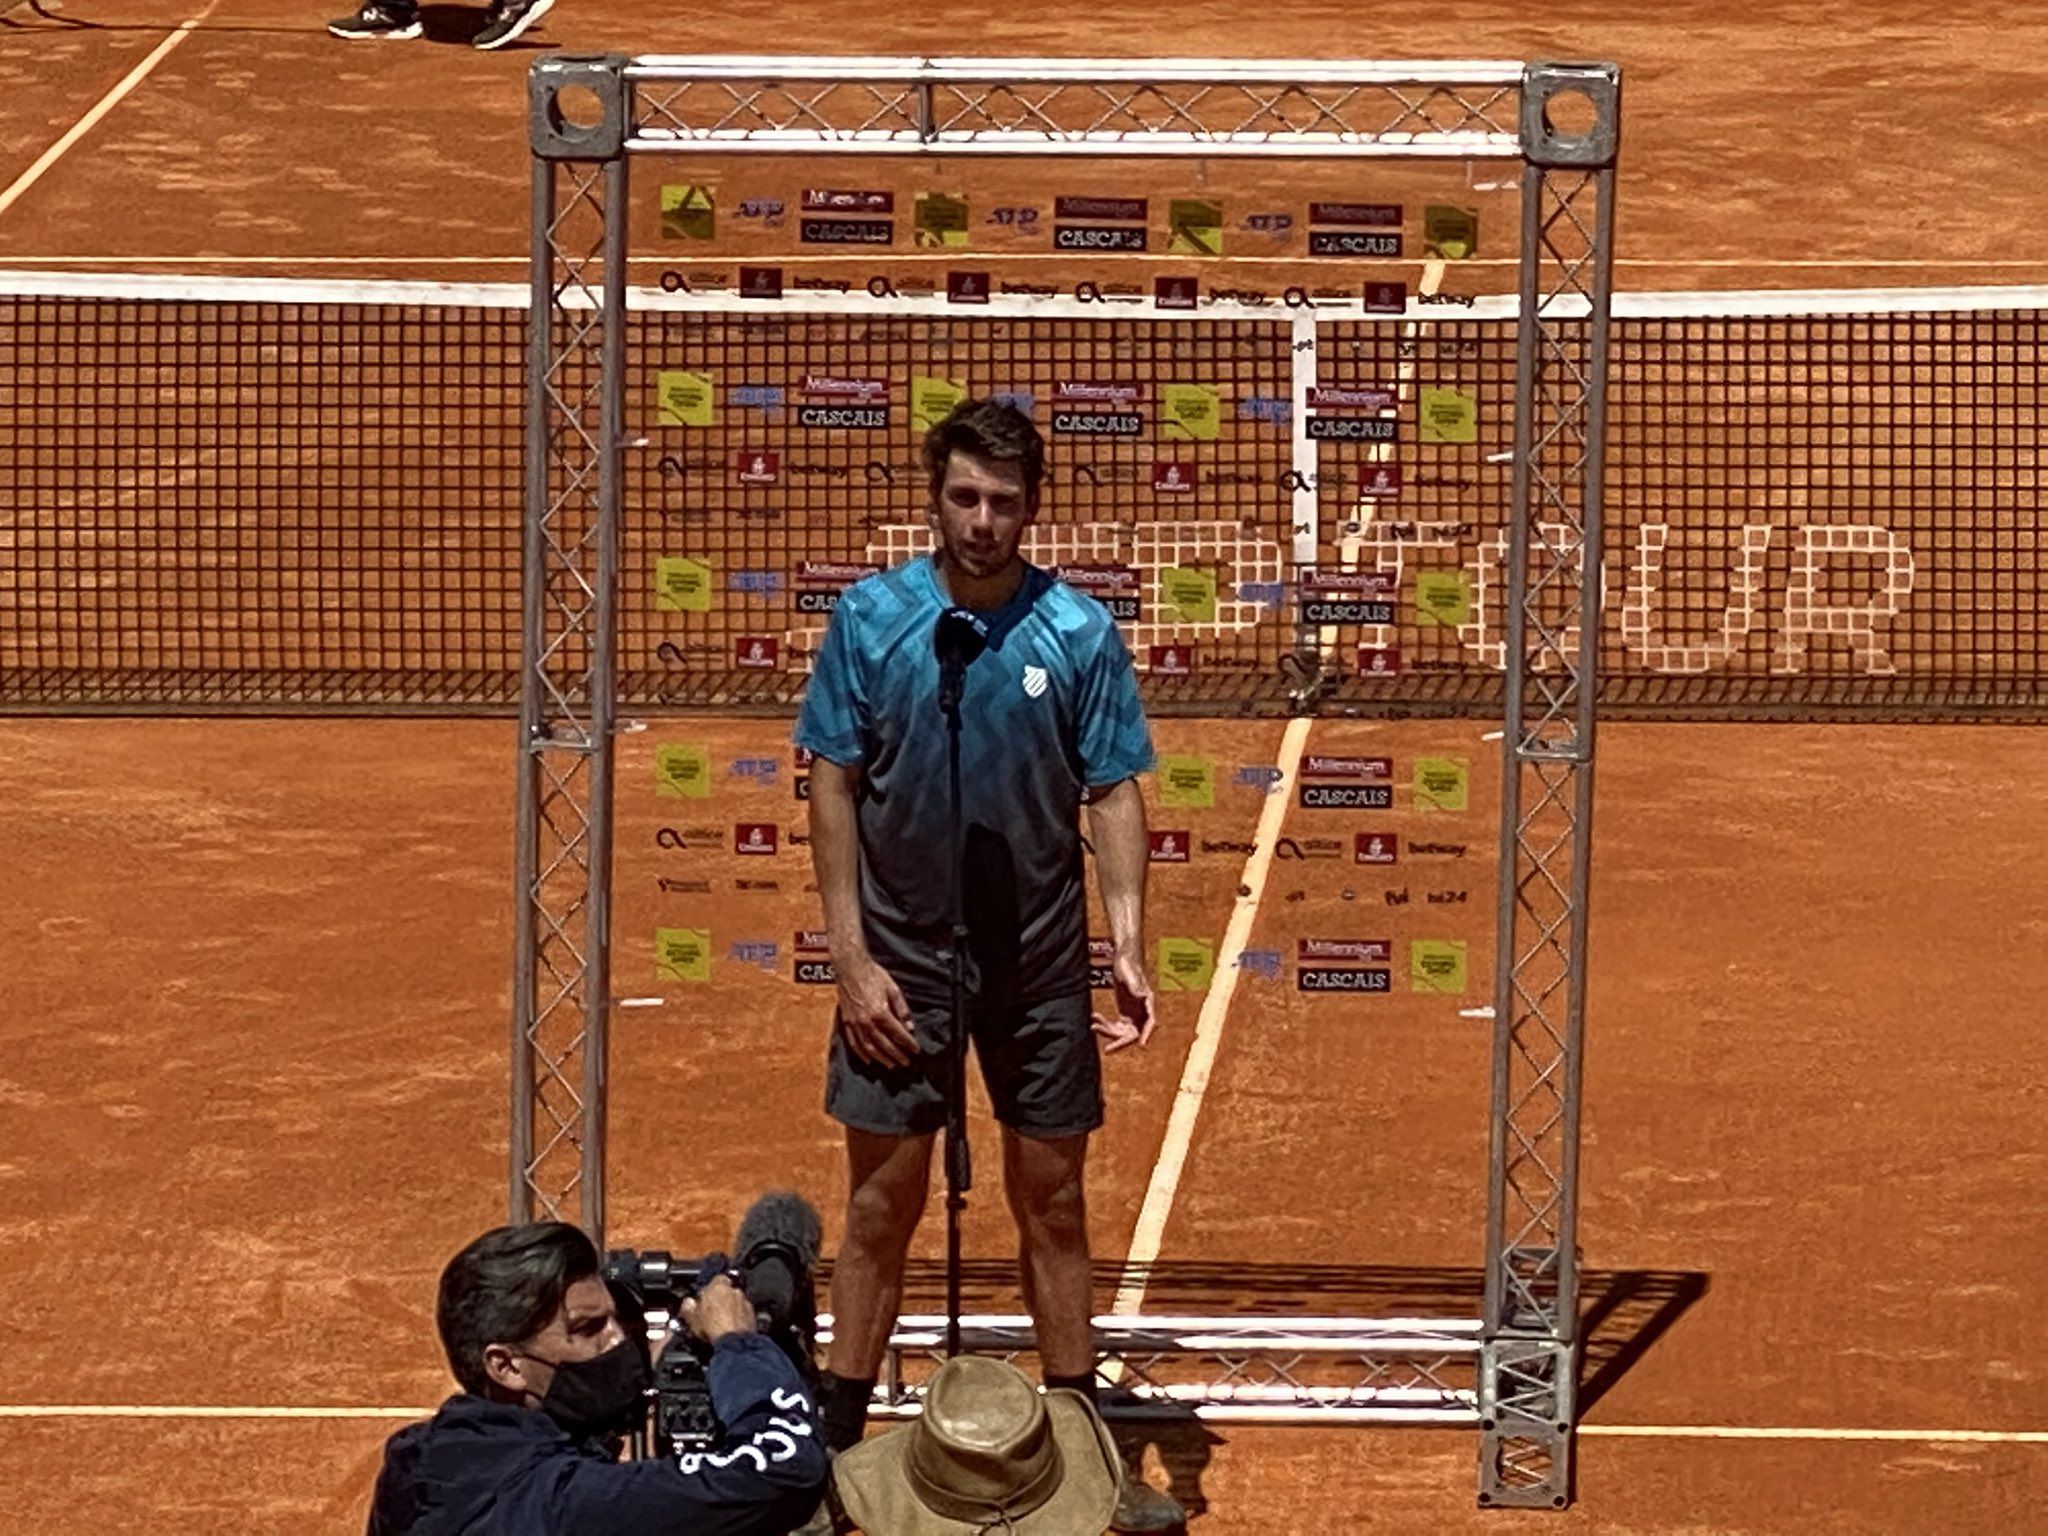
[473,0,554,49]
[326,1,422,38]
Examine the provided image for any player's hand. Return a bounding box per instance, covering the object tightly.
[836,952,918,1069]
[1092,945,1155,1053]
[679,1275,757,1346]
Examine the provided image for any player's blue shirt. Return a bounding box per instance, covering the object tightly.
[795,554,1154,1004]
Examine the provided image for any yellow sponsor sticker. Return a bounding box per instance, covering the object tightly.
[914,192,971,248]
[1158,566,1218,623]
[654,556,714,613]
[1157,753,1216,809]
[1168,199,1224,257]
[1423,205,1479,259]
[655,928,712,983]
[1414,756,1470,812]
[1414,570,1472,627]
[1418,386,1477,443]
[654,743,712,799]
[911,374,968,433]
[1410,938,1468,994]
[659,184,715,241]
[1156,936,1216,991]
[1160,382,1221,441]
[656,370,715,427]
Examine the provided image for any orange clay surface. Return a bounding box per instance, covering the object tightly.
[3,2,2047,1531]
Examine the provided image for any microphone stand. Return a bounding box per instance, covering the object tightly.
[938,653,972,1359]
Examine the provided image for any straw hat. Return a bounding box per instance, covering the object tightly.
[833,1357,1121,1535]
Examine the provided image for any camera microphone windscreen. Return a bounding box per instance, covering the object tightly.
[732,1191,823,1331]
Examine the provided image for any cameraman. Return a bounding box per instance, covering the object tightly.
[368,1221,827,1536]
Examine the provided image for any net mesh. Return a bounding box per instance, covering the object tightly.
[3,278,2044,719]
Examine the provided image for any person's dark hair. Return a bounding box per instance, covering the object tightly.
[923,399,1045,508]
[437,1222,600,1397]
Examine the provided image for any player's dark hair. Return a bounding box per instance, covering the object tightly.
[437,1222,600,1397]
[923,398,1045,508]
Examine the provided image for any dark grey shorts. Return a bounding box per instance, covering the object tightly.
[825,991,1104,1141]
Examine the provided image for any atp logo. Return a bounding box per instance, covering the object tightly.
[1021,665,1049,698]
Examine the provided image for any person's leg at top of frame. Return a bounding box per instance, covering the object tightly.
[794,398,1186,1532]
[327,0,555,49]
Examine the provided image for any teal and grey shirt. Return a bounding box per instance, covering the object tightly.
[794,555,1154,1004]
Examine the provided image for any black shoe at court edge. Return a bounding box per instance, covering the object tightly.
[472,0,555,49]
[326,1,422,38]
[1111,1477,1188,1533]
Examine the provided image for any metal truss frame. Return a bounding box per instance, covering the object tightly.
[517,54,1619,1509]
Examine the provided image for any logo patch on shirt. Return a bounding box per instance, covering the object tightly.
[1021,665,1049,699]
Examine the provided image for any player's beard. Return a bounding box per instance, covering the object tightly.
[942,528,1019,582]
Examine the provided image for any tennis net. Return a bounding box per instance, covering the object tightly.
[2,272,2042,719]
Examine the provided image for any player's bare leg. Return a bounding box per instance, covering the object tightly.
[1001,1126,1094,1377]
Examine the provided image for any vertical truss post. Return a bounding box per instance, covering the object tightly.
[514,56,631,1242]
[1480,61,1621,1510]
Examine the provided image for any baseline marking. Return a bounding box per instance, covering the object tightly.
[0,2,216,221]
[0,1407,2039,1444]
[1581,1424,2048,1445]
[3,254,2048,272]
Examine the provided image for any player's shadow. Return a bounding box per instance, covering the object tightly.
[417,4,551,45]
[842,1256,1708,1525]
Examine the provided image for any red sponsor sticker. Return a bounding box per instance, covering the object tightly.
[1155,275,1199,310]
[1056,562,1139,593]
[735,449,780,485]
[794,930,831,954]
[797,560,880,586]
[1055,381,1140,403]
[739,266,783,300]
[1303,755,1394,780]
[1355,463,1402,500]
[1354,831,1400,865]
[801,188,893,212]
[734,636,780,670]
[1149,644,1195,677]
[734,823,779,856]
[1152,459,1197,493]
[1356,645,1402,677]
[801,375,888,401]
[1149,829,1191,863]
[1307,386,1398,411]
[1088,935,1116,963]
[1297,937,1393,962]
[792,745,816,768]
[1363,280,1407,314]
[1302,568,1395,595]
[946,270,991,304]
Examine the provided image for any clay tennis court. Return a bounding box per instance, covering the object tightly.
[3,3,2046,1533]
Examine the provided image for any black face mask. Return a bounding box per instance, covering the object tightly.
[528,1339,651,1441]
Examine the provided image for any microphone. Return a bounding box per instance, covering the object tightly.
[934,607,989,714]
[732,1191,823,1334]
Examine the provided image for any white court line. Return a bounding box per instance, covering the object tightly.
[1580,1424,2048,1446]
[1107,713,1318,1320]
[0,1406,2039,1444]
[1108,262,1447,1330]
[0,2,216,222]
[5,253,2048,270]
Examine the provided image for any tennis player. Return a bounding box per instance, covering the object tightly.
[795,399,1184,1530]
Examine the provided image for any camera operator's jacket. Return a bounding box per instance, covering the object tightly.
[365,1333,827,1536]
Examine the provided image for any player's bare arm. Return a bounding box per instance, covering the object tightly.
[1085,776,1154,1052]
[808,757,916,1068]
